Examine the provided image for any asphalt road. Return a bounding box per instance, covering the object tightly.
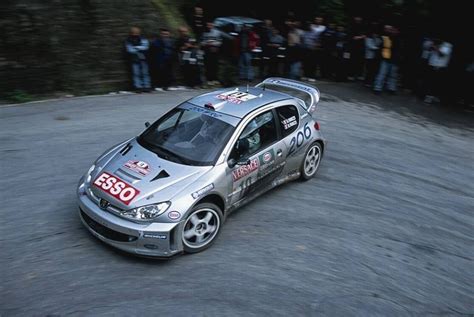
[1,85,473,316]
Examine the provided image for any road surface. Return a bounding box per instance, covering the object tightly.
[1,85,473,316]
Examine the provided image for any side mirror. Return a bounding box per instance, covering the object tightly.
[228,158,250,169]
[227,158,237,168]
[145,121,151,128]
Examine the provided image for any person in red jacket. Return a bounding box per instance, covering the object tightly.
[238,24,260,81]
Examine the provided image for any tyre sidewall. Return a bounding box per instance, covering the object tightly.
[182,202,223,254]
[300,142,323,181]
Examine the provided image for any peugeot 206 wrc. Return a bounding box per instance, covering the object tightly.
[77,78,326,257]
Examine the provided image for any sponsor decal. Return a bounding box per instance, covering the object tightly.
[282,116,297,130]
[189,105,222,118]
[259,149,275,165]
[124,160,151,176]
[143,233,167,239]
[232,158,259,181]
[192,183,215,199]
[168,211,181,220]
[217,91,258,104]
[93,172,140,205]
[258,149,276,177]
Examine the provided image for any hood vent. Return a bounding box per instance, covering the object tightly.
[151,170,170,182]
[120,143,132,156]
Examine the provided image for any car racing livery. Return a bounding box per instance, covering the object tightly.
[77,78,326,257]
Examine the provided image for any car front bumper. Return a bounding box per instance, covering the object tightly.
[77,183,183,258]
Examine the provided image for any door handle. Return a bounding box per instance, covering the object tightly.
[276,149,283,157]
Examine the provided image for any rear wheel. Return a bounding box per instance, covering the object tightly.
[300,142,323,181]
[181,203,223,253]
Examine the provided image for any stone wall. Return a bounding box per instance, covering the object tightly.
[0,0,169,96]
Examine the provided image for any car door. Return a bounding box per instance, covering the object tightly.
[226,109,287,206]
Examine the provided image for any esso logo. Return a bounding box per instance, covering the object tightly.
[93,172,140,205]
[136,161,148,169]
[263,152,272,162]
[168,211,181,220]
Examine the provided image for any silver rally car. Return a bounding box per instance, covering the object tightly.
[77,78,326,257]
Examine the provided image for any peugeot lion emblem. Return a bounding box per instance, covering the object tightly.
[99,198,110,210]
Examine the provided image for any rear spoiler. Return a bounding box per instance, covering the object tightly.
[255,77,320,113]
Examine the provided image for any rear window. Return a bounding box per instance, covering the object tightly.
[276,105,299,137]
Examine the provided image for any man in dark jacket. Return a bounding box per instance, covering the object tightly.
[150,28,175,90]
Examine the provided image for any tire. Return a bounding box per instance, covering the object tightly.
[181,202,223,254]
[300,142,323,181]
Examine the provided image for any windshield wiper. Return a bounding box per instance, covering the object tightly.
[152,145,186,165]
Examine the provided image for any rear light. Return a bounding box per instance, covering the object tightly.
[314,121,320,130]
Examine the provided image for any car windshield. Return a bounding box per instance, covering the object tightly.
[138,103,236,166]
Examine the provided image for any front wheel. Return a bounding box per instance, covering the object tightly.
[300,142,323,181]
[181,203,223,254]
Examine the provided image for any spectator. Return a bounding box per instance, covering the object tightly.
[192,5,205,40]
[321,22,337,79]
[334,25,350,81]
[267,27,285,76]
[286,21,303,79]
[181,38,203,88]
[364,27,381,87]
[416,35,434,98]
[311,16,327,79]
[238,24,259,81]
[348,16,366,81]
[176,26,191,84]
[424,38,453,104]
[219,29,239,87]
[259,19,273,78]
[201,22,222,85]
[150,28,175,91]
[302,22,317,81]
[125,27,151,92]
[373,25,399,94]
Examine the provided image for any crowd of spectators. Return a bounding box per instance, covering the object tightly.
[124,7,472,106]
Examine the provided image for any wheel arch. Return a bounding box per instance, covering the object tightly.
[196,194,226,214]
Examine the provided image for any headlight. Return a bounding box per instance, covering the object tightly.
[121,202,171,221]
[85,164,96,183]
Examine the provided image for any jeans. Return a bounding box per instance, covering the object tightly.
[289,61,301,80]
[239,52,254,81]
[374,60,398,92]
[132,61,151,89]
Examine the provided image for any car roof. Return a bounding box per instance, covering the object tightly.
[188,87,292,119]
[213,16,262,25]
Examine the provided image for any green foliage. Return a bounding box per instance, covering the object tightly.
[318,0,346,25]
[3,90,34,104]
[151,0,190,34]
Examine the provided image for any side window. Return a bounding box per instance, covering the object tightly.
[276,105,299,137]
[230,111,277,160]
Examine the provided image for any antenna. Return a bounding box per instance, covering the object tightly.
[262,83,266,91]
[246,82,249,93]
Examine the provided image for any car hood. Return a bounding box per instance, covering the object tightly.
[90,139,212,209]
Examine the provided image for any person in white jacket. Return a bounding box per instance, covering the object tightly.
[424,39,453,104]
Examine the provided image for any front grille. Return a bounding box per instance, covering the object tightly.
[86,188,124,215]
[80,210,138,242]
